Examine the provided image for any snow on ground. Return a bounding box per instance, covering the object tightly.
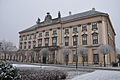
[72,70,120,80]
[12,64,48,68]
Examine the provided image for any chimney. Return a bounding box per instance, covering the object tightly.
[92,8,95,11]
[69,11,72,16]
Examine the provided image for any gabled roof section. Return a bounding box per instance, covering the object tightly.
[19,9,107,33]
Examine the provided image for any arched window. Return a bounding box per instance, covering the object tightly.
[82,34,87,45]
[92,33,98,44]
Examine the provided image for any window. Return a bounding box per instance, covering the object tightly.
[45,38,49,46]
[65,28,69,34]
[73,35,77,46]
[29,35,32,40]
[20,42,23,49]
[24,42,27,49]
[73,27,77,33]
[93,54,99,64]
[20,36,23,41]
[73,54,78,62]
[28,41,31,49]
[82,25,87,31]
[24,36,27,40]
[65,36,69,46]
[39,32,42,37]
[53,29,57,35]
[38,39,42,47]
[52,37,57,46]
[33,33,36,39]
[33,41,36,48]
[92,22,97,30]
[45,31,49,36]
[92,33,98,44]
[82,34,87,45]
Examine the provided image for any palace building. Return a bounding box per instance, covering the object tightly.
[19,8,116,65]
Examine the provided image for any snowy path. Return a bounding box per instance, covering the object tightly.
[72,70,120,80]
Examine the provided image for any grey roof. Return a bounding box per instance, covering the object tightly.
[61,10,106,22]
[19,10,106,33]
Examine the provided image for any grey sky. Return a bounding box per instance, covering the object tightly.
[0,0,120,48]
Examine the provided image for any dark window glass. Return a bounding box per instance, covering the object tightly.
[52,37,57,46]
[82,25,87,31]
[45,31,49,36]
[73,27,77,33]
[92,33,98,44]
[38,39,42,47]
[28,41,31,49]
[39,32,42,37]
[82,34,87,45]
[45,38,49,46]
[65,28,69,34]
[93,54,99,64]
[33,41,36,48]
[65,37,69,46]
[20,42,22,49]
[24,42,27,49]
[29,35,32,40]
[92,22,97,30]
[73,36,77,46]
[33,34,36,39]
[53,30,57,35]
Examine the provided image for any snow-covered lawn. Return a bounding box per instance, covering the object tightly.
[12,64,48,68]
[72,70,120,80]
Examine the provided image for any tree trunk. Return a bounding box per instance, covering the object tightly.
[104,54,106,67]
[82,56,84,66]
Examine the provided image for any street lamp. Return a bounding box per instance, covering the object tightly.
[74,31,78,69]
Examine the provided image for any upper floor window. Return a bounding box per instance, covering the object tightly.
[65,28,69,34]
[45,31,49,36]
[82,25,87,31]
[39,32,42,37]
[82,34,87,45]
[65,36,69,46]
[73,27,77,33]
[73,35,78,46]
[53,29,57,35]
[20,36,23,41]
[92,33,98,44]
[33,33,36,39]
[20,42,23,49]
[28,41,31,49]
[52,37,57,46]
[92,22,97,30]
[24,42,27,49]
[24,36,27,40]
[29,35,32,40]
[33,41,36,48]
[45,38,49,46]
[38,39,42,47]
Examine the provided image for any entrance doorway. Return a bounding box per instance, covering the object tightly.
[43,57,46,64]
[93,54,99,64]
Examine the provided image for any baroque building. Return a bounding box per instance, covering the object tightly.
[19,8,116,65]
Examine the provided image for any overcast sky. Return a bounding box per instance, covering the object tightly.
[0,0,120,48]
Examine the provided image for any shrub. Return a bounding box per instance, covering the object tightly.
[20,69,67,80]
[0,61,21,80]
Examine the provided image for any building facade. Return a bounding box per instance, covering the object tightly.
[19,8,116,65]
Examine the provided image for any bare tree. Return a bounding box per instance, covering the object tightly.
[0,40,17,60]
[77,46,88,66]
[28,50,35,63]
[98,44,113,67]
[39,48,50,64]
[61,47,71,65]
[116,48,120,66]
[17,50,25,62]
